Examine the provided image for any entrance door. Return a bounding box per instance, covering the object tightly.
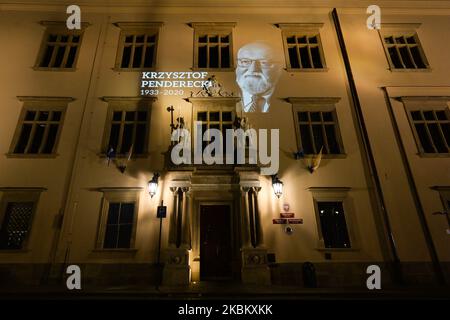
[200,205,232,280]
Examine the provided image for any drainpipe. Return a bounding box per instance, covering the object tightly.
[331,8,403,284]
[382,88,445,285]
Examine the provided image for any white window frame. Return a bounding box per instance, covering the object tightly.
[277,23,327,72]
[400,97,450,157]
[34,21,88,71]
[308,187,359,251]
[101,97,156,158]
[113,22,163,71]
[7,96,73,158]
[190,22,236,71]
[379,23,430,72]
[95,188,141,251]
[288,97,345,158]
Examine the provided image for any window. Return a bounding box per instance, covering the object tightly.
[191,22,235,70]
[8,97,71,157]
[288,97,344,156]
[96,189,140,250]
[317,202,351,248]
[401,97,450,156]
[197,109,234,151]
[380,24,429,70]
[278,23,327,71]
[0,188,43,250]
[35,22,86,70]
[114,22,162,71]
[309,187,356,250]
[101,97,155,157]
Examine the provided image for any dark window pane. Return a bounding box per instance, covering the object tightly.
[147,35,156,43]
[72,35,80,43]
[311,46,323,68]
[198,35,207,43]
[135,124,147,154]
[52,111,62,122]
[222,112,232,122]
[308,36,318,44]
[299,46,311,68]
[107,203,120,224]
[310,112,321,121]
[48,34,58,42]
[415,123,434,153]
[60,35,69,42]
[137,111,147,121]
[288,47,300,68]
[144,45,154,68]
[410,46,426,68]
[209,35,218,43]
[197,112,207,122]
[133,46,143,68]
[388,47,403,68]
[298,112,308,122]
[198,45,207,68]
[423,111,435,121]
[53,46,66,68]
[108,124,121,151]
[220,35,229,43]
[14,124,32,153]
[42,124,59,154]
[318,202,351,248]
[297,36,307,44]
[221,46,230,68]
[322,112,333,122]
[38,111,49,121]
[325,124,340,154]
[209,45,219,68]
[300,125,313,154]
[0,202,34,250]
[135,35,145,43]
[66,46,77,68]
[125,112,135,121]
[312,124,325,153]
[407,36,416,44]
[286,36,296,44]
[399,46,415,68]
[209,112,220,121]
[125,35,133,43]
[435,111,447,121]
[120,203,135,224]
[441,124,450,147]
[113,111,122,121]
[411,111,422,121]
[103,225,118,248]
[395,37,405,44]
[428,124,447,153]
[25,111,36,121]
[40,45,54,67]
[120,124,134,154]
[29,124,45,153]
[384,36,394,44]
[117,224,132,248]
[121,46,131,68]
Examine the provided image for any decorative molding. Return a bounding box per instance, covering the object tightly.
[0,187,47,192]
[101,96,157,102]
[17,96,75,102]
[188,22,236,29]
[380,23,422,30]
[275,23,324,30]
[40,21,91,28]
[96,187,143,192]
[286,97,341,105]
[114,21,164,29]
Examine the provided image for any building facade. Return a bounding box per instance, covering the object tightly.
[0,0,449,289]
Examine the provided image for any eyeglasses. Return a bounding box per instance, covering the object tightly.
[237,58,275,68]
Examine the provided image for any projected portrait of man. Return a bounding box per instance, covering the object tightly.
[236,42,282,113]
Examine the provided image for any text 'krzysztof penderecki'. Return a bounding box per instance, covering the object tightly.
[141,72,212,88]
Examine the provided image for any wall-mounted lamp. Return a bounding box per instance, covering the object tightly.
[148,173,160,198]
[271,174,283,198]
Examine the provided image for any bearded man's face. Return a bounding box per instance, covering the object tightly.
[236,43,282,96]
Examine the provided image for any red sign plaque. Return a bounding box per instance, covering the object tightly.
[272,219,287,224]
[288,219,303,224]
[280,212,294,218]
